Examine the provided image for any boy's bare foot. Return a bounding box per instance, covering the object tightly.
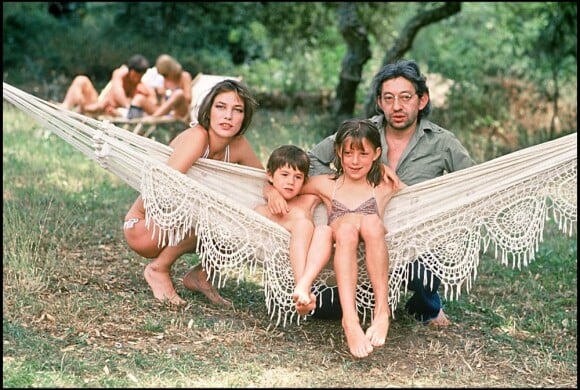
[343,321,373,358]
[294,292,316,316]
[427,309,451,327]
[182,265,232,306]
[144,263,186,306]
[365,311,390,347]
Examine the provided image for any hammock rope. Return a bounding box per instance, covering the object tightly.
[3,82,577,327]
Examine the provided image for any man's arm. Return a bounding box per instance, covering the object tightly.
[446,136,476,172]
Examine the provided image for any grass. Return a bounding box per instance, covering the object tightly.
[2,102,577,387]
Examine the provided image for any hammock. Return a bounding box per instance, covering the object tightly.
[3,82,577,327]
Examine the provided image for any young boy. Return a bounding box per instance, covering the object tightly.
[255,145,333,316]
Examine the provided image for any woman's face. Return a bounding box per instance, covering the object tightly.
[209,91,245,137]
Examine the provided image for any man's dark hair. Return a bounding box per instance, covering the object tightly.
[371,59,432,121]
[127,54,150,74]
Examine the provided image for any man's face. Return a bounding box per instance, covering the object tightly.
[377,77,428,131]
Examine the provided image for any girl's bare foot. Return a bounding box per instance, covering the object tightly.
[144,263,186,305]
[294,292,316,316]
[427,309,451,326]
[182,265,232,306]
[365,311,390,347]
[343,321,373,358]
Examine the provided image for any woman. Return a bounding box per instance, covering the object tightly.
[123,79,263,306]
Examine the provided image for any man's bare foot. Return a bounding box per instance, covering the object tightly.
[365,311,390,347]
[182,265,231,306]
[294,292,316,316]
[144,263,186,305]
[427,309,451,327]
[343,321,373,358]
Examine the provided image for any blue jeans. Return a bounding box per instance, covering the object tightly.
[404,258,442,323]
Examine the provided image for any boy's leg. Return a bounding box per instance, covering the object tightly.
[294,225,332,315]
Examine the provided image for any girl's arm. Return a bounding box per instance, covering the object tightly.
[381,163,403,190]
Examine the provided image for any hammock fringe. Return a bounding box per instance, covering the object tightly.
[3,82,577,327]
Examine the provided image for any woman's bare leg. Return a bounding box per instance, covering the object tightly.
[182,264,232,306]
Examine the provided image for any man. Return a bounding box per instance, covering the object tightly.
[61,54,153,117]
[266,59,475,326]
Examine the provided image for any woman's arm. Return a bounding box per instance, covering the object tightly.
[167,125,208,173]
[230,136,264,169]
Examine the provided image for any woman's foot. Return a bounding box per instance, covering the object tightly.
[144,263,186,306]
[182,265,231,306]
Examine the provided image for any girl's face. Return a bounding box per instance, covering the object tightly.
[209,91,245,137]
[339,137,381,181]
[267,164,306,201]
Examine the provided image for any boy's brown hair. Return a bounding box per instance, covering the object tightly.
[267,145,310,178]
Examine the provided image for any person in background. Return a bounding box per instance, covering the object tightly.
[123,79,263,306]
[61,54,153,118]
[129,54,193,122]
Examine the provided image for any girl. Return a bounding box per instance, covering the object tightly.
[300,118,402,358]
[123,79,264,306]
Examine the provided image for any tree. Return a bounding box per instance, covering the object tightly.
[332,3,371,124]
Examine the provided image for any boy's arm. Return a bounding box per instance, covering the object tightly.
[263,180,289,215]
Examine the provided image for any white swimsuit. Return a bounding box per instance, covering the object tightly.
[202,144,230,162]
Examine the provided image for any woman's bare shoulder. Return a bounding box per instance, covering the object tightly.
[170,124,207,147]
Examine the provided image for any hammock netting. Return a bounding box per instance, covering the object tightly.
[3,82,577,326]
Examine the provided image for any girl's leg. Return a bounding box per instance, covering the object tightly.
[333,223,373,358]
[359,215,390,347]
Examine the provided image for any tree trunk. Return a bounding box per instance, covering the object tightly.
[363,3,462,116]
[331,3,371,134]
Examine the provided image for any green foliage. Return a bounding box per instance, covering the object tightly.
[2,79,577,387]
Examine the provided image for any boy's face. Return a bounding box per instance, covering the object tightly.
[267,164,306,201]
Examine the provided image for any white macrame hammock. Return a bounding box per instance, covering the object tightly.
[3,82,577,327]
